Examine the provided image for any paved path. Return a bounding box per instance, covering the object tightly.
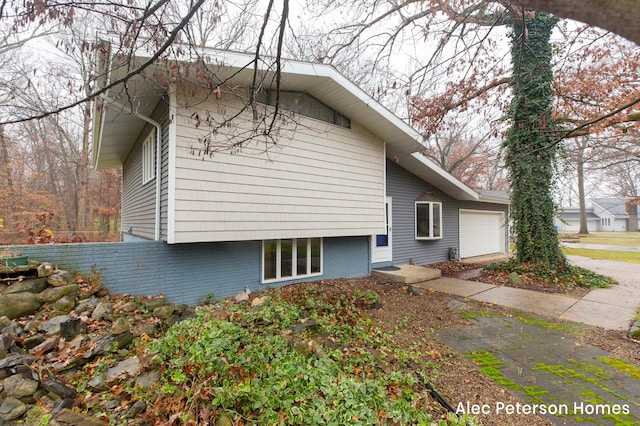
[437,315,640,425]
[415,256,640,330]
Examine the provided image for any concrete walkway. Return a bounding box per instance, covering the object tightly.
[412,255,640,330]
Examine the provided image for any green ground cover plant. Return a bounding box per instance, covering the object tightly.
[484,260,616,289]
[136,285,478,425]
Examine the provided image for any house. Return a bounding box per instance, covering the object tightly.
[555,198,640,232]
[91,45,509,302]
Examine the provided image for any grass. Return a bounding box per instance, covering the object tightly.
[563,247,640,264]
[560,232,640,247]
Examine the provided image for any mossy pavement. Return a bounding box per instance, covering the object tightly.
[437,315,640,425]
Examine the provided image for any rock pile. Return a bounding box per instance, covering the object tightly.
[0,262,194,424]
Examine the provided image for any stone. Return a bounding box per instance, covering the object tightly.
[50,398,75,417]
[0,354,37,369]
[42,380,76,399]
[251,295,270,307]
[91,302,113,321]
[37,284,79,304]
[152,304,174,320]
[127,399,147,417]
[509,271,523,287]
[23,334,46,350]
[0,334,15,358]
[234,291,249,302]
[48,270,75,287]
[30,336,59,356]
[135,371,160,390]
[105,357,140,382]
[37,262,55,278]
[53,296,76,314]
[0,396,27,421]
[119,301,137,313]
[216,412,234,426]
[4,374,39,398]
[54,408,106,426]
[144,296,167,311]
[0,316,11,329]
[447,300,471,312]
[59,318,86,340]
[0,293,43,319]
[5,277,49,294]
[40,315,71,335]
[110,317,130,335]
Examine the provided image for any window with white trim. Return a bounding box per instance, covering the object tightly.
[415,202,442,240]
[263,238,322,282]
[142,132,156,184]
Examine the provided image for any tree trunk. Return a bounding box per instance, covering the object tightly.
[504,13,566,268]
[577,139,589,234]
[76,99,92,232]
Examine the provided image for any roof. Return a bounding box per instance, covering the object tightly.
[93,44,508,204]
[557,212,599,220]
[591,198,630,217]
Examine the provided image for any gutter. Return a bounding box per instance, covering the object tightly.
[97,94,163,241]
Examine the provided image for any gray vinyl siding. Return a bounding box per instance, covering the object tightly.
[386,160,508,265]
[7,236,369,305]
[121,97,169,241]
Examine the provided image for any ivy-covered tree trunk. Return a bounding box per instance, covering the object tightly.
[504,13,566,268]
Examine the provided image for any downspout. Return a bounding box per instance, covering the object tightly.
[98,94,163,241]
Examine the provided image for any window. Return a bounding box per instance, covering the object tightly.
[601,217,611,227]
[263,238,322,282]
[142,132,156,184]
[257,90,351,128]
[415,202,442,240]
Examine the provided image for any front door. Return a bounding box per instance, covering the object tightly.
[372,197,392,263]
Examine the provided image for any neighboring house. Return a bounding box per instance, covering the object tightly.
[92,45,509,298]
[555,198,639,232]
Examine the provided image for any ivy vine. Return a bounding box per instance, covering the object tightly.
[504,12,566,268]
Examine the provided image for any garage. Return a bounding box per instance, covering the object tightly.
[459,209,506,258]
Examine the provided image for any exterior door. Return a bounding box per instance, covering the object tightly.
[372,197,392,263]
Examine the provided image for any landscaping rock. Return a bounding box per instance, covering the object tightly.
[53,408,107,426]
[144,296,167,311]
[40,315,71,335]
[53,295,76,314]
[91,301,113,321]
[42,380,76,399]
[37,262,55,278]
[251,295,270,307]
[127,400,147,417]
[59,318,85,340]
[110,317,130,335]
[135,370,160,390]
[153,304,174,320]
[0,354,37,369]
[0,316,12,330]
[5,277,49,294]
[30,336,59,356]
[234,290,249,302]
[0,396,27,421]
[48,270,75,287]
[37,284,79,304]
[0,334,15,358]
[0,293,43,319]
[105,356,140,382]
[4,374,39,398]
[509,271,523,286]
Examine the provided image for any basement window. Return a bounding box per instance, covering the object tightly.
[142,132,156,184]
[263,238,322,283]
[257,90,351,128]
[415,202,442,240]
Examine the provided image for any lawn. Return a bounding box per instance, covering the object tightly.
[560,231,640,263]
[560,231,640,247]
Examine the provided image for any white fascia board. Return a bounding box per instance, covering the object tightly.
[410,152,480,201]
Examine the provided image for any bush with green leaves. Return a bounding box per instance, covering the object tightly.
[139,285,478,425]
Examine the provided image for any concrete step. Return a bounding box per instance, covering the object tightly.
[372,264,441,284]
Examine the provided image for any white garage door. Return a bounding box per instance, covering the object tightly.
[459,210,505,258]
